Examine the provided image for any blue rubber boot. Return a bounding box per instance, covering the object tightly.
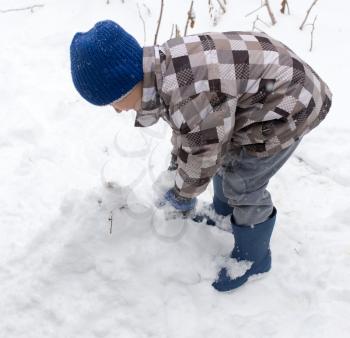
[212,208,277,291]
[192,174,233,225]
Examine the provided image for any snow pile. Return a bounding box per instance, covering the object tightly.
[1,0,350,337]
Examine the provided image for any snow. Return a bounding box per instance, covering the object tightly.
[1,0,349,337]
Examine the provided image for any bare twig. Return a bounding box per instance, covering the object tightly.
[308,15,317,51]
[294,248,301,256]
[208,0,227,26]
[0,4,44,13]
[175,24,181,38]
[170,24,175,39]
[280,0,290,14]
[216,0,227,13]
[299,0,318,30]
[265,0,277,25]
[208,0,214,21]
[106,1,126,6]
[108,213,113,234]
[245,4,265,17]
[184,0,195,36]
[252,16,261,32]
[154,0,164,45]
[142,3,151,16]
[252,15,270,32]
[137,3,146,45]
[246,1,276,25]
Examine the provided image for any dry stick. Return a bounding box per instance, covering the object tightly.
[246,1,276,25]
[308,15,317,51]
[245,4,265,17]
[265,0,277,25]
[175,24,181,38]
[143,3,151,16]
[170,24,175,39]
[137,3,146,45]
[154,0,164,45]
[108,212,113,234]
[216,0,226,13]
[0,4,44,13]
[184,0,194,36]
[208,0,213,20]
[299,0,318,30]
[252,16,262,32]
[280,0,290,14]
[252,15,270,32]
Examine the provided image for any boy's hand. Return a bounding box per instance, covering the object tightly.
[167,153,178,171]
[156,188,197,219]
[164,188,197,212]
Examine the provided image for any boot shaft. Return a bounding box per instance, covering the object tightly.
[231,208,276,262]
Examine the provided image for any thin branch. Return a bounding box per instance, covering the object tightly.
[299,0,319,30]
[265,0,277,25]
[245,4,265,17]
[252,16,262,32]
[169,24,181,39]
[208,0,214,21]
[280,0,290,14]
[154,0,164,45]
[209,0,227,26]
[216,0,226,13]
[108,212,113,234]
[245,1,276,25]
[175,24,181,38]
[137,3,146,45]
[309,15,317,52]
[184,0,195,36]
[170,24,175,39]
[252,15,270,32]
[142,3,151,16]
[0,4,44,13]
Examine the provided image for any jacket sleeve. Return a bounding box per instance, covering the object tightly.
[169,92,237,199]
[170,131,180,157]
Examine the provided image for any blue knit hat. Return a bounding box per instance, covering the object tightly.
[70,20,143,106]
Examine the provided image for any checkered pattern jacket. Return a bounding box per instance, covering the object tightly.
[135,31,332,198]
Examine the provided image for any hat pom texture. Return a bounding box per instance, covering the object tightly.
[70,20,143,106]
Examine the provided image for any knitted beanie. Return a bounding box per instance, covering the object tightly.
[70,20,143,106]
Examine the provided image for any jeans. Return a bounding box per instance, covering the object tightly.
[216,140,301,225]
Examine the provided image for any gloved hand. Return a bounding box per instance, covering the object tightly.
[167,153,178,171]
[164,188,197,212]
[156,188,197,220]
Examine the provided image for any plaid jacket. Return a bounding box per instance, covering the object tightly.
[135,31,332,198]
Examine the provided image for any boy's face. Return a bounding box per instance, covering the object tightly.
[111,82,143,113]
[111,100,127,113]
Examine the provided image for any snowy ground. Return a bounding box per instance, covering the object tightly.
[1,0,350,337]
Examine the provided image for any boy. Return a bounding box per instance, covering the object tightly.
[70,20,332,291]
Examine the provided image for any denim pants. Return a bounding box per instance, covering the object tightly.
[215,140,301,225]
